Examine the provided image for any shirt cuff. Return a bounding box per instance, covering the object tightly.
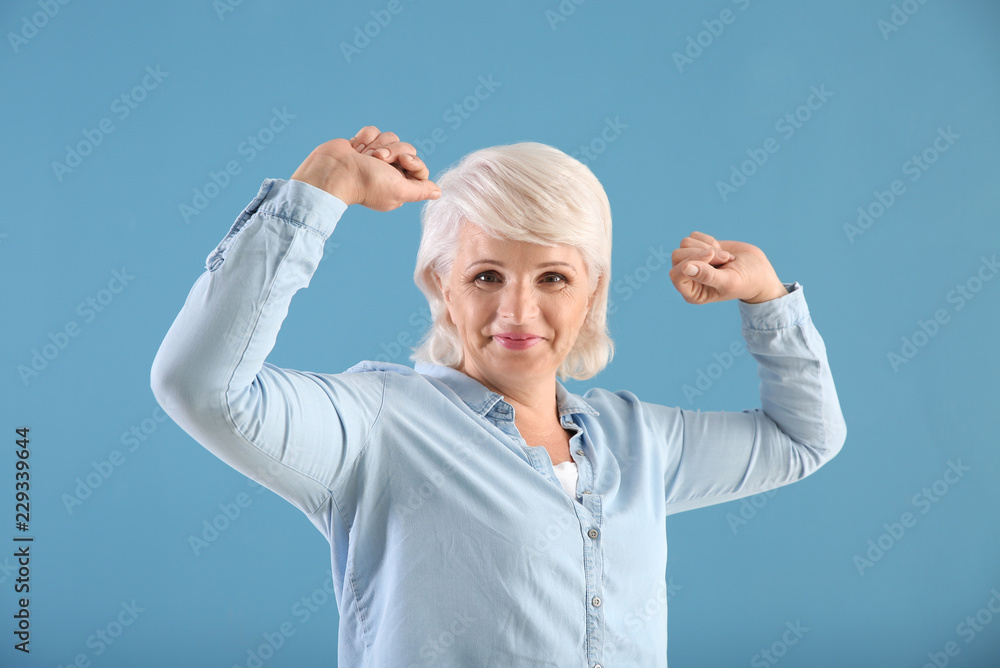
[737,282,806,331]
[256,178,349,240]
[205,178,349,272]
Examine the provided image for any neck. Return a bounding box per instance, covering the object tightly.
[460,365,559,426]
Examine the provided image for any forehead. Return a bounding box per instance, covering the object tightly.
[453,222,585,268]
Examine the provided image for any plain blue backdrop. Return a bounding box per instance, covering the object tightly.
[3,0,999,666]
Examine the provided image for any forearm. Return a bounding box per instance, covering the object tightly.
[150,178,346,443]
[738,282,847,462]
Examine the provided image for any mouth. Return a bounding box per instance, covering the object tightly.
[495,333,539,340]
[493,334,543,350]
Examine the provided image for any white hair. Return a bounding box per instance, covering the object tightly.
[410,142,614,381]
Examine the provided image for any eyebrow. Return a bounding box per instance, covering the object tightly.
[465,260,577,272]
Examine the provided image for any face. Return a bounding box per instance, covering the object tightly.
[435,222,597,392]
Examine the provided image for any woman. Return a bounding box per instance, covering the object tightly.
[151,126,846,667]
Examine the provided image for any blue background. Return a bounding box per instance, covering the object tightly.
[3,0,999,666]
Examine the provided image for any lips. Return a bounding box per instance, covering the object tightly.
[495,332,540,340]
[493,333,543,350]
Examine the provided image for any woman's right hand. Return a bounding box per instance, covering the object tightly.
[290,126,441,211]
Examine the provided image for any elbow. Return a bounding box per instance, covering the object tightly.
[150,349,189,423]
[814,412,847,467]
[150,345,219,427]
[829,413,847,459]
[790,412,846,478]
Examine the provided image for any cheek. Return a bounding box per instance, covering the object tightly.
[452,292,495,328]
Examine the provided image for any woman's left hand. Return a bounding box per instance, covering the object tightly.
[669,231,788,305]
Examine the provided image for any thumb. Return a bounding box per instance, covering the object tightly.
[682,261,731,291]
[396,177,442,204]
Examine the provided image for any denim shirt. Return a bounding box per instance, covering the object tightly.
[151,178,846,667]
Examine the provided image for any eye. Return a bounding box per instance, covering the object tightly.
[474,271,501,284]
[543,274,567,284]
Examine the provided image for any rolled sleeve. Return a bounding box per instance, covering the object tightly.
[662,282,847,514]
[151,178,380,538]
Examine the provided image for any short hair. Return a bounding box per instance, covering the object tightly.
[410,142,614,381]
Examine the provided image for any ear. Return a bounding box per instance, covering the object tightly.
[588,275,602,309]
[433,270,450,305]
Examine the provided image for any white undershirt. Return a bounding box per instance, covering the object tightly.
[552,460,579,497]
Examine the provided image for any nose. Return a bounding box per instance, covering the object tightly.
[498,281,539,324]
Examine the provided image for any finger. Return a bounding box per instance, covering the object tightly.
[671,246,709,267]
[362,131,400,155]
[678,236,713,250]
[671,246,731,268]
[668,262,713,305]
[361,140,430,180]
[366,140,416,162]
[397,153,429,180]
[678,260,734,293]
[689,231,719,246]
[680,241,734,263]
[350,126,382,151]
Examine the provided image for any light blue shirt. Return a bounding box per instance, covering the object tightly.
[151,177,846,667]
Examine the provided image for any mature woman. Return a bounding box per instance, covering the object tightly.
[151,126,846,667]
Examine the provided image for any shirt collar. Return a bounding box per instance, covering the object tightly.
[413,361,600,419]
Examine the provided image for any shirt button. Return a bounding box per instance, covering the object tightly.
[576,449,585,456]
[583,490,591,495]
[595,664,603,668]
[588,528,599,539]
[592,596,602,607]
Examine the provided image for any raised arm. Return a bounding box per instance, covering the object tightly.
[150,127,440,533]
[655,232,847,513]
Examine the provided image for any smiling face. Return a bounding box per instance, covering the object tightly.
[435,222,596,392]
